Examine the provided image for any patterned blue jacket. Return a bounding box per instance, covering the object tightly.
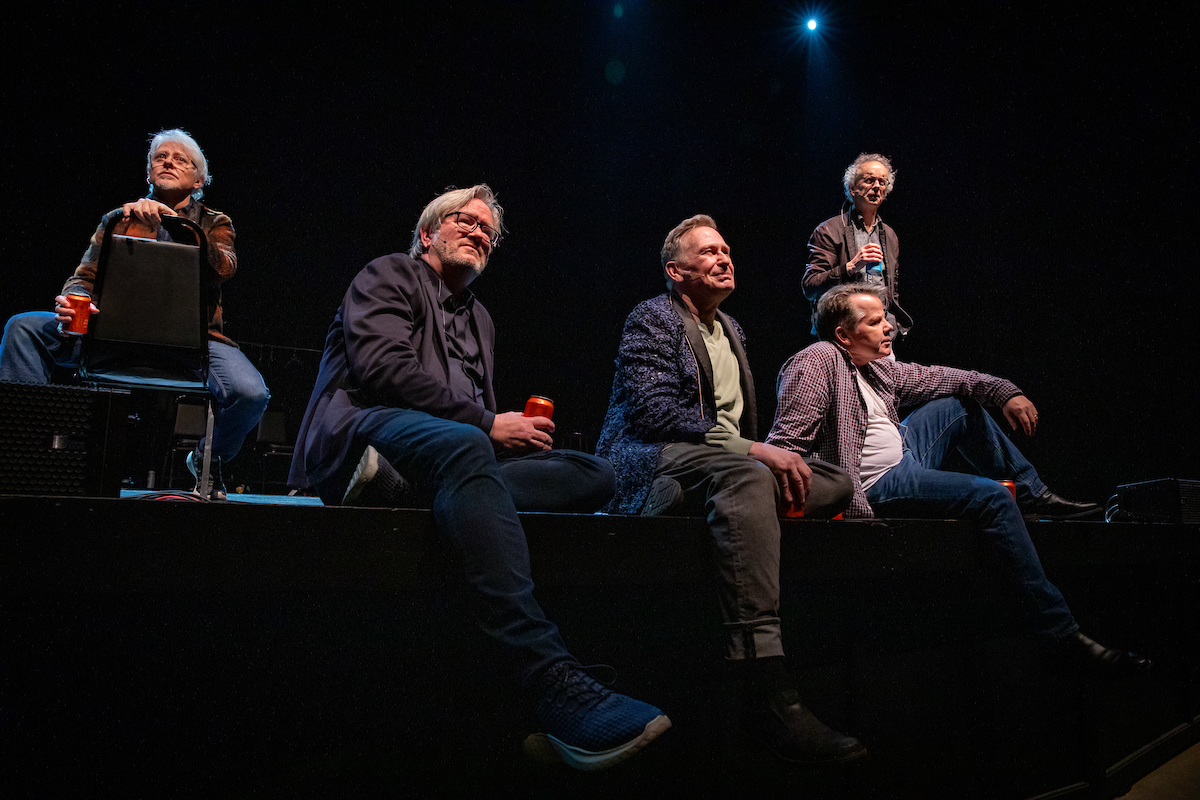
[596,292,757,514]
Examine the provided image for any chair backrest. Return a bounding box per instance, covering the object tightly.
[172,397,211,438]
[256,409,291,446]
[79,215,210,391]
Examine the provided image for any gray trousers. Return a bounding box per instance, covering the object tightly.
[650,443,851,660]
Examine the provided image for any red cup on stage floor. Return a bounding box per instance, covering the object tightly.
[523,395,554,420]
[63,293,92,335]
[998,480,1017,501]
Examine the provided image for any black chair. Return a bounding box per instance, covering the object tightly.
[255,409,294,493]
[77,214,217,497]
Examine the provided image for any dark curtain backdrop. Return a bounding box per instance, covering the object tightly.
[3,1,1194,499]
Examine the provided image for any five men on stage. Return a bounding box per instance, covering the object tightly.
[0,129,269,499]
[2,136,1146,770]
[596,214,864,764]
[287,184,670,771]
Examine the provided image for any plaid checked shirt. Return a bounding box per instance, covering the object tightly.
[765,341,1022,518]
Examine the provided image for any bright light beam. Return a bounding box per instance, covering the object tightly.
[807,19,817,31]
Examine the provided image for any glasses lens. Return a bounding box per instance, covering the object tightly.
[451,213,499,245]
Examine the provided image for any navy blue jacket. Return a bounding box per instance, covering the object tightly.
[289,253,496,489]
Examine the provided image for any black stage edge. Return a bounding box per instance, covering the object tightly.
[3,495,1197,799]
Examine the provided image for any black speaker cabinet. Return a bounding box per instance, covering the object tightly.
[0,382,130,497]
[1116,478,1200,525]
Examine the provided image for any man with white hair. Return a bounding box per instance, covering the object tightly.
[0,128,269,499]
[288,184,669,771]
[803,153,915,342]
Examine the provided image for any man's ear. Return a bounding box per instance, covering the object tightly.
[419,226,435,250]
[664,260,682,283]
[833,324,852,348]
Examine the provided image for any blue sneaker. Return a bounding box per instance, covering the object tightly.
[524,661,670,771]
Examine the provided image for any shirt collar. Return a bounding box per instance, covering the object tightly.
[849,207,882,230]
[419,257,476,311]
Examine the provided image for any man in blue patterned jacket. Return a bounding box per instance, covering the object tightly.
[597,214,862,765]
[766,282,1148,678]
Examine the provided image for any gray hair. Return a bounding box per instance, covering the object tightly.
[661,214,718,282]
[408,184,505,258]
[146,129,210,200]
[842,153,895,202]
[816,283,889,343]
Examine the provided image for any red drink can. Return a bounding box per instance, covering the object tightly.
[998,480,1017,502]
[523,395,554,420]
[63,294,92,335]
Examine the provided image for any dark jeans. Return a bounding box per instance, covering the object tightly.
[319,407,617,686]
[0,311,269,462]
[866,397,1077,640]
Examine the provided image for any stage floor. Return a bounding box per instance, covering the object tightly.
[3,492,1197,798]
[122,487,324,506]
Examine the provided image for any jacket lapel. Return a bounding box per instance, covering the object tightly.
[717,310,757,440]
[416,260,453,383]
[670,292,716,418]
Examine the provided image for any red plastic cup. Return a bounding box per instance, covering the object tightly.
[779,500,843,520]
[523,395,554,420]
[998,480,1017,501]
[781,499,806,518]
[63,294,92,335]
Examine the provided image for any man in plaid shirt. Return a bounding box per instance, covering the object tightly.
[767,282,1149,678]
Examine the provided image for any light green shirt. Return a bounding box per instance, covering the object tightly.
[699,320,753,455]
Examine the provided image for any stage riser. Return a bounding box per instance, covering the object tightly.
[2,497,1197,798]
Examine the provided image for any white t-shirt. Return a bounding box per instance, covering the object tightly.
[854,369,904,491]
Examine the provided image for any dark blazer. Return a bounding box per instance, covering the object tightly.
[289,253,496,488]
[802,211,913,336]
[596,292,756,514]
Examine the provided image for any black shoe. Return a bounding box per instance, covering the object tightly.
[342,446,410,507]
[744,687,867,765]
[641,476,683,517]
[1040,631,1151,679]
[186,449,226,500]
[1025,490,1102,520]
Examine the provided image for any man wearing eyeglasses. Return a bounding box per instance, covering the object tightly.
[0,128,269,500]
[288,184,670,771]
[803,153,915,345]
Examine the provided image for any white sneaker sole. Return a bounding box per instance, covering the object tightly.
[342,445,381,506]
[523,714,671,771]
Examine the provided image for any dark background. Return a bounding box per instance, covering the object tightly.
[2,1,1195,500]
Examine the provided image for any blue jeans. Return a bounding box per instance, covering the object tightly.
[319,407,617,686]
[0,311,269,462]
[866,397,1077,640]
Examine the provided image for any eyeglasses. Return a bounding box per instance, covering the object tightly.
[152,152,194,168]
[445,211,502,246]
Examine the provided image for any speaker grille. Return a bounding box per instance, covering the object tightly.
[0,382,128,496]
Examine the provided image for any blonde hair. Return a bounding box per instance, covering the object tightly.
[409,184,505,257]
